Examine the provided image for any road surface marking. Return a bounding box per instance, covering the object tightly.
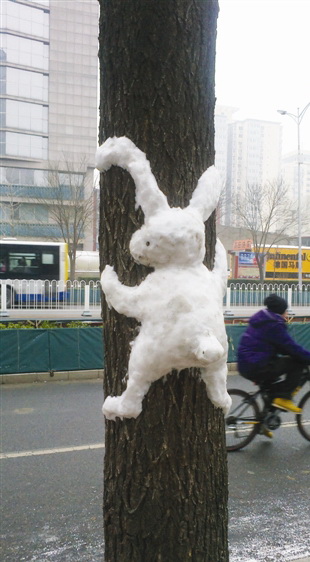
[0,442,105,459]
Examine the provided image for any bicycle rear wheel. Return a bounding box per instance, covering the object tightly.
[296,390,310,442]
[225,389,261,452]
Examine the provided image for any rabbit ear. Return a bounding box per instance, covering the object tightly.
[96,137,169,219]
[188,165,221,222]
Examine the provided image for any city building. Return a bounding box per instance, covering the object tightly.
[214,106,237,184]
[281,151,310,204]
[215,107,282,227]
[0,0,98,249]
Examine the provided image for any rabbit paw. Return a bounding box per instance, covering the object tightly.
[102,395,142,420]
[101,265,117,288]
[212,391,232,415]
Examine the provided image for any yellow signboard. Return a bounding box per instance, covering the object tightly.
[264,246,310,280]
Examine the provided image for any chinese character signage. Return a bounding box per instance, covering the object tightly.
[239,252,257,266]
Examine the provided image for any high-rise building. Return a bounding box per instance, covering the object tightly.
[0,0,98,249]
[215,108,282,226]
[214,106,238,184]
[281,151,310,203]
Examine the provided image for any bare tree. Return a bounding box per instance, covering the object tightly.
[98,1,228,561]
[216,180,231,225]
[234,179,298,281]
[38,157,95,280]
[0,183,22,237]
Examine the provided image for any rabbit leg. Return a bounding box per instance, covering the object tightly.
[102,375,151,420]
[103,341,164,420]
[194,334,225,364]
[213,238,228,296]
[200,359,232,414]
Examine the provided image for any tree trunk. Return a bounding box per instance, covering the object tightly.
[69,252,76,281]
[98,1,228,561]
[256,254,266,283]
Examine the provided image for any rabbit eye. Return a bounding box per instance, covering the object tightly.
[146,241,150,246]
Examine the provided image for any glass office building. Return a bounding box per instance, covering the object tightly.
[0,0,98,247]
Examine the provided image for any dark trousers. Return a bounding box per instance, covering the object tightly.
[246,357,305,399]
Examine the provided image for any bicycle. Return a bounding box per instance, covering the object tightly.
[225,366,310,452]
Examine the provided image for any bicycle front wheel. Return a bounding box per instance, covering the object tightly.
[296,390,310,442]
[225,389,261,452]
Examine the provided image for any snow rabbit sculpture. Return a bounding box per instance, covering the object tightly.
[96,136,231,420]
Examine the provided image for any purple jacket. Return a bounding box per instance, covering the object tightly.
[237,309,310,375]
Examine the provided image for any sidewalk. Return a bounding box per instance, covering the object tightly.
[1,364,240,385]
[0,369,104,384]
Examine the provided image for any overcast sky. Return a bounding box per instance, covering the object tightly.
[215,0,310,154]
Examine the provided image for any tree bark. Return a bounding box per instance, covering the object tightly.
[98,1,228,561]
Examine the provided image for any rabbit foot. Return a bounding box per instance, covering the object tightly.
[102,395,142,420]
[195,335,224,364]
[210,391,232,415]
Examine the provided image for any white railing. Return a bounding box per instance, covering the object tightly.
[0,279,309,317]
[0,279,102,316]
[225,282,310,310]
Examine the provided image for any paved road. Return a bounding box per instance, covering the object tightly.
[227,375,310,562]
[1,378,309,561]
[1,380,105,562]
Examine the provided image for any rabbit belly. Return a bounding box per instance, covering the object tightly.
[131,319,226,374]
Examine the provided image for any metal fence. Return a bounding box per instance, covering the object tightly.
[226,282,310,309]
[0,279,102,316]
[0,279,309,316]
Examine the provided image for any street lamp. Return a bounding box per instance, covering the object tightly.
[277,103,310,291]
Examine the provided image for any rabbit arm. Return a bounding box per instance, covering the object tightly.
[100,265,141,319]
[213,239,228,297]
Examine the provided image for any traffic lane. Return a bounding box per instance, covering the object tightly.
[1,379,309,561]
[1,448,104,562]
[1,380,104,453]
[2,375,306,454]
[2,436,308,562]
[228,429,310,562]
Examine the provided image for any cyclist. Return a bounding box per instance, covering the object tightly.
[237,294,310,414]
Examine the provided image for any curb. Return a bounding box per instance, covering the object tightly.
[0,365,239,384]
[228,362,238,372]
[0,369,104,384]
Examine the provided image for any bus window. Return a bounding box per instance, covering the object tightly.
[40,251,59,279]
[0,240,66,283]
[42,253,55,265]
[0,259,7,272]
[3,249,58,279]
[8,253,35,276]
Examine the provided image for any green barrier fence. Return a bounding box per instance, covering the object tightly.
[0,327,104,375]
[1,324,310,375]
[226,323,310,363]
